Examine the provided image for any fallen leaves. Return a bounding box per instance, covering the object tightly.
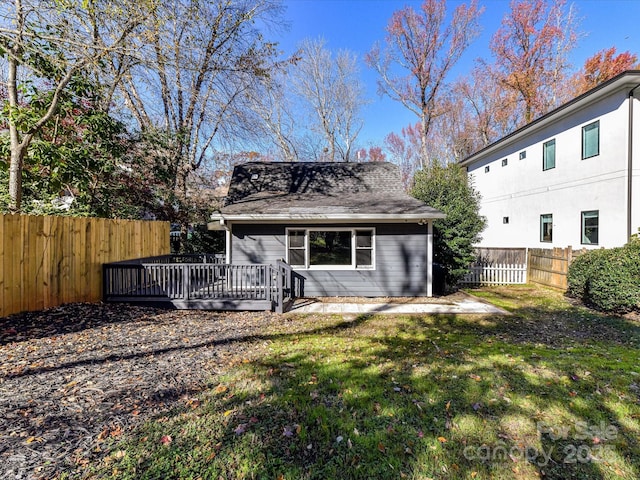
[214,384,228,395]
[0,303,307,479]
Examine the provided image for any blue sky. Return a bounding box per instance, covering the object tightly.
[275,0,640,146]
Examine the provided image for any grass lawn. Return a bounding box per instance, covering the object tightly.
[88,285,640,480]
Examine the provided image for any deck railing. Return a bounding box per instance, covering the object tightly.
[103,255,301,312]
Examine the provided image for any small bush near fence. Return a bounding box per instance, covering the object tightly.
[567,237,640,313]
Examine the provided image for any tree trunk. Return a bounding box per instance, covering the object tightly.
[420,112,429,169]
[8,144,26,212]
[7,33,24,212]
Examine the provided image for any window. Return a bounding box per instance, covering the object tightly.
[485,165,490,173]
[582,121,600,159]
[540,214,553,242]
[502,158,508,167]
[519,151,526,160]
[287,230,306,266]
[581,210,599,245]
[503,217,509,224]
[543,139,556,170]
[286,228,375,269]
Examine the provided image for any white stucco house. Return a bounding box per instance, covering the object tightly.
[461,70,640,249]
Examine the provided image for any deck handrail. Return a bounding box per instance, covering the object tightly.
[103,258,303,312]
[107,253,226,265]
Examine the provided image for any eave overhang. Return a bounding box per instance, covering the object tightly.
[208,211,446,230]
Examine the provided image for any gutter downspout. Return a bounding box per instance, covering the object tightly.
[628,83,640,241]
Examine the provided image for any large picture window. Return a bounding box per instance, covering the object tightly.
[582,121,600,159]
[286,228,375,269]
[581,210,599,245]
[543,139,556,171]
[540,214,553,243]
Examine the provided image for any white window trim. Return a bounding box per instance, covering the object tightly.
[285,227,376,270]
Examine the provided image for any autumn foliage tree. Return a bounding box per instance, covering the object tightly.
[384,124,422,190]
[572,47,640,95]
[367,0,482,168]
[490,0,578,125]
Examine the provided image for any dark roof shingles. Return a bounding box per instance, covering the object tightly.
[221,162,441,217]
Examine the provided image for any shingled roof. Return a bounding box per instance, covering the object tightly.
[212,162,444,222]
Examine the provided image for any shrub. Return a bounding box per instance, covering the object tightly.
[566,249,602,299]
[411,163,486,289]
[567,237,640,313]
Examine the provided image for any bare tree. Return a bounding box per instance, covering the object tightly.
[366,0,482,168]
[109,0,282,205]
[246,68,301,162]
[291,38,366,162]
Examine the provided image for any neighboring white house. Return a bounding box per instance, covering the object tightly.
[461,70,640,249]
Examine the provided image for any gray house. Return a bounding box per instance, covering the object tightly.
[209,162,445,297]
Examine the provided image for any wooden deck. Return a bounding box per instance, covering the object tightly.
[103,254,304,312]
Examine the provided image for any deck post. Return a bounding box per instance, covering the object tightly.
[275,264,284,314]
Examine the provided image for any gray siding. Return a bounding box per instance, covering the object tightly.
[230,223,428,297]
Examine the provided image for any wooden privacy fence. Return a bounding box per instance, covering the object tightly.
[461,246,587,289]
[527,246,586,290]
[1,214,170,317]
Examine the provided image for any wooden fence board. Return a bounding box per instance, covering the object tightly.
[462,246,589,289]
[0,214,170,317]
[526,246,586,290]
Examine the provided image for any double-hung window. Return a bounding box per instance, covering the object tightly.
[286,228,375,269]
[582,121,600,159]
[581,210,599,245]
[543,139,556,171]
[540,214,553,243]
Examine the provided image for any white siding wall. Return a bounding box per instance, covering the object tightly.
[469,89,639,249]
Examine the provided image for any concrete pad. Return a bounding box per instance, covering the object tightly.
[288,297,507,315]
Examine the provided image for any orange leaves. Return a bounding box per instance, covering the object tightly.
[97,425,123,442]
[214,384,228,395]
[26,436,44,444]
[159,435,172,445]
